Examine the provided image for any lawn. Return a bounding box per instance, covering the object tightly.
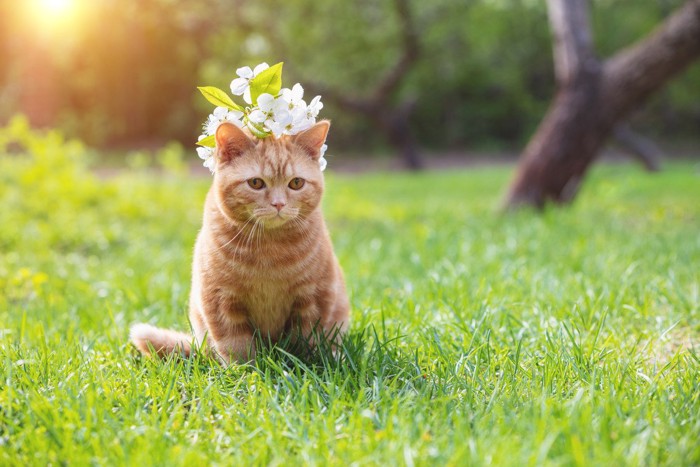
[1,124,699,465]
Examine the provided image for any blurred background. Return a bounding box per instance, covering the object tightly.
[0,0,698,167]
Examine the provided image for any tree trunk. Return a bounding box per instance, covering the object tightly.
[20,38,59,128]
[376,100,424,170]
[505,0,700,209]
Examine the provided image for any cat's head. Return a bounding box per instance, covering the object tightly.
[212,121,329,229]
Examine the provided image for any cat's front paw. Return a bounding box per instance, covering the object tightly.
[215,337,256,365]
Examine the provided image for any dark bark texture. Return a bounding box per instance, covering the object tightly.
[506,0,700,208]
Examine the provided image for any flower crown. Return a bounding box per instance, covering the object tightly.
[195,62,328,173]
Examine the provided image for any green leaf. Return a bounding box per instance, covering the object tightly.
[249,62,284,105]
[196,134,215,147]
[245,121,270,139]
[197,87,244,111]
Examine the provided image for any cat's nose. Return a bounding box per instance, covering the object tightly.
[271,200,286,212]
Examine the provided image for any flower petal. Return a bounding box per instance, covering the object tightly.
[226,115,244,128]
[291,103,308,121]
[308,96,323,117]
[213,106,228,119]
[253,62,270,76]
[291,83,304,101]
[273,95,292,113]
[257,93,276,111]
[230,78,249,96]
[227,109,244,120]
[265,120,285,138]
[273,109,293,126]
[236,66,253,79]
[196,147,213,160]
[203,156,216,173]
[249,109,267,124]
[280,87,292,101]
[291,118,313,134]
[205,117,220,136]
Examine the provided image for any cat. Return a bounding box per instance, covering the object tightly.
[130,120,349,363]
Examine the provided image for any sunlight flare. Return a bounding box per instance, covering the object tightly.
[29,0,84,36]
[39,0,74,15]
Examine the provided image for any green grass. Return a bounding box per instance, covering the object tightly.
[1,127,699,465]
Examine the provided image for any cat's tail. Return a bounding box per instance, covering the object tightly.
[130,323,193,358]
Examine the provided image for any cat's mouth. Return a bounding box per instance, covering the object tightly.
[252,208,299,228]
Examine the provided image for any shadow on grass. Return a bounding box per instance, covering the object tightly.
[129,323,431,404]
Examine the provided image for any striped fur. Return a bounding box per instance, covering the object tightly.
[131,121,350,363]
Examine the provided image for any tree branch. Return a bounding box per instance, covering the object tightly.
[546,0,598,86]
[613,124,663,172]
[371,0,420,101]
[298,78,378,115]
[602,0,700,121]
[296,0,419,111]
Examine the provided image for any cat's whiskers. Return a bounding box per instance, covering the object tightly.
[289,216,313,244]
[228,215,262,262]
[216,216,255,252]
[256,217,264,251]
[233,219,253,262]
[252,218,262,254]
[242,217,261,260]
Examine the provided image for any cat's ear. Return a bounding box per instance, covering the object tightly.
[294,120,330,160]
[215,122,254,163]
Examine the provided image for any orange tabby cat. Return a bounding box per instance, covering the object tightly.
[130,121,349,363]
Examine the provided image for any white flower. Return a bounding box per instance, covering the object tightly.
[278,84,318,135]
[281,83,305,107]
[287,105,314,135]
[318,144,328,171]
[257,84,318,136]
[265,106,294,137]
[307,95,323,118]
[230,62,269,105]
[196,145,212,160]
[259,93,290,115]
[203,106,243,136]
[196,145,216,174]
[196,63,329,172]
[248,109,267,124]
[265,120,288,138]
[249,93,295,137]
[202,155,216,172]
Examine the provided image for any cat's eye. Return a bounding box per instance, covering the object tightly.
[247,178,266,190]
[288,178,305,190]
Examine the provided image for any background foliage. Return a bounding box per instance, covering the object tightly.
[0,0,698,154]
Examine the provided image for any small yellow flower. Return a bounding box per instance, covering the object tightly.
[32,272,49,287]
